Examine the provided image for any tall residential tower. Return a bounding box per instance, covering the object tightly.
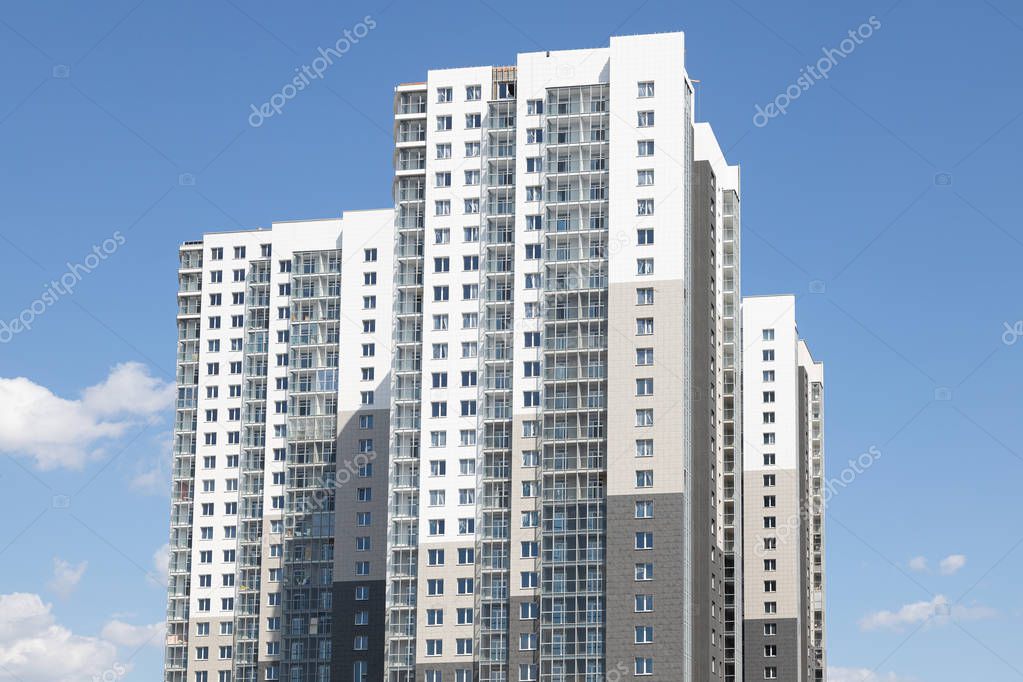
[167,212,394,682]
[387,32,741,682]
[741,295,826,682]
[164,31,830,682]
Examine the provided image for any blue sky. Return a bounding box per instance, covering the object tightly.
[0,0,1021,679]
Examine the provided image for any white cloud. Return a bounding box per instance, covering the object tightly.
[80,362,174,416]
[828,667,913,682]
[860,594,996,631]
[0,362,173,469]
[48,558,87,599]
[0,592,122,682]
[939,553,967,575]
[99,620,164,649]
[907,556,928,572]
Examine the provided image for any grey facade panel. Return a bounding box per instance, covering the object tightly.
[508,595,540,677]
[744,618,799,682]
[691,159,726,680]
[331,579,386,682]
[606,492,687,680]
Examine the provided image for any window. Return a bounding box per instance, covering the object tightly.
[437,115,452,131]
[635,470,653,488]
[465,113,481,129]
[637,110,654,127]
[435,200,451,216]
[764,453,776,466]
[635,439,654,458]
[636,378,653,395]
[764,580,777,593]
[763,370,775,382]
[763,474,776,487]
[637,199,655,216]
[635,594,654,612]
[520,571,538,588]
[763,349,775,361]
[765,601,778,614]
[635,532,654,549]
[636,348,653,365]
[465,141,480,157]
[637,228,655,245]
[764,623,778,636]
[426,639,442,656]
[638,140,655,156]
[763,328,775,340]
[635,563,654,580]
[638,81,654,97]
[636,287,654,306]
[638,169,654,186]
[635,625,654,643]
[635,409,654,427]
[436,143,452,159]
[527,98,543,114]
[435,171,451,187]
[466,84,481,100]
[437,87,452,103]
[635,657,654,676]
[763,390,775,403]
[636,318,654,335]
[526,128,543,144]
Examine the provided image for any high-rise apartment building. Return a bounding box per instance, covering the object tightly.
[165,31,825,682]
[388,32,741,682]
[167,212,395,682]
[741,295,826,682]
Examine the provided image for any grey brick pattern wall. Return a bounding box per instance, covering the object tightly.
[331,579,385,682]
[606,493,687,679]
[744,617,798,682]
